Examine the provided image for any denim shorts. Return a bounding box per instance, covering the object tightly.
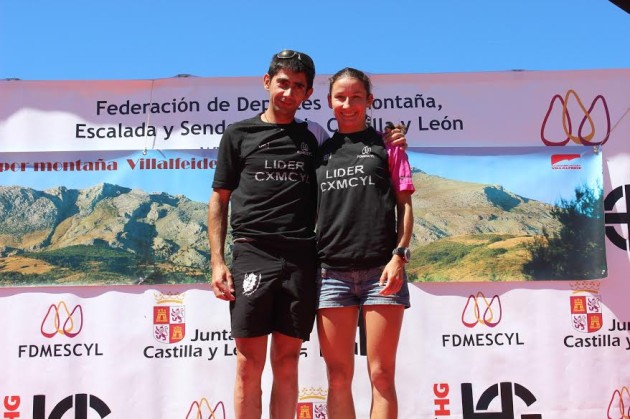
[317,266,411,309]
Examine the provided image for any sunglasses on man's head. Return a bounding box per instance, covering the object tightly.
[276,50,315,71]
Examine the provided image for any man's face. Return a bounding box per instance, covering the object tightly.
[264,69,313,120]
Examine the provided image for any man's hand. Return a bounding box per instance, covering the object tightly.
[208,188,234,301]
[211,263,235,301]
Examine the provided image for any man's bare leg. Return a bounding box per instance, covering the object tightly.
[269,332,303,419]
[234,335,269,419]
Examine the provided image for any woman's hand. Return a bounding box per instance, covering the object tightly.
[379,256,405,295]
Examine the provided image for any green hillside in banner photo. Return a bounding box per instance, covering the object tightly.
[0,183,210,285]
[0,147,605,286]
[404,146,606,282]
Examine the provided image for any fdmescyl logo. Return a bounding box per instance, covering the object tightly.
[551,154,581,170]
[186,398,226,419]
[40,301,83,338]
[564,281,630,350]
[296,387,327,419]
[607,386,630,419]
[540,89,611,146]
[18,301,103,358]
[461,292,502,328]
[442,292,524,347]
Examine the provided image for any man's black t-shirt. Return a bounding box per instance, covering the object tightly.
[213,116,323,242]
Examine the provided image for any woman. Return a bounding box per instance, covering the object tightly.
[315,67,415,419]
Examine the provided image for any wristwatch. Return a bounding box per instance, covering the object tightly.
[392,247,411,263]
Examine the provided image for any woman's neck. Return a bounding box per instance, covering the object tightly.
[338,124,368,135]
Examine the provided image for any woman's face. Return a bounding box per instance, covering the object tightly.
[328,76,374,134]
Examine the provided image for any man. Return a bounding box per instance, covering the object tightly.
[208,50,405,419]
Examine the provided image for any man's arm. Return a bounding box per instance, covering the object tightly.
[208,188,235,301]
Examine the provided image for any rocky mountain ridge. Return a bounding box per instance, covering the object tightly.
[0,172,562,279]
[0,183,208,268]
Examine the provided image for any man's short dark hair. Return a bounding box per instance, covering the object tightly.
[267,50,316,89]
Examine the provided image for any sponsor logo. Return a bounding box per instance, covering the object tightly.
[1,395,21,418]
[185,398,226,419]
[18,301,103,358]
[563,281,630,350]
[34,393,111,419]
[607,386,630,419]
[357,145,374,159]
[550,153,582,170]
[296,387,327,419]
[433,383,451,417]
[604,185,630,251]
[462,292,502,328]
[242,273,262,297]
[433,382,541,418]
[462,382,541,418]
[40,302,83,338]
[541,89,611,146]
[146,294,240,360]
[0,393,111,418]
[442,292,524,347]
[153,292,186,344]
[297,142,313,156]
[570,281,602,333]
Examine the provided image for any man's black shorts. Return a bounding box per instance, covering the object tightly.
[229,239,317,341]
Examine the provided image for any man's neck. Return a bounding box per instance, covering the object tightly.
[262,110,294,125]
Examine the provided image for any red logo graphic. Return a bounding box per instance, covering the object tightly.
[40,301,84,338]
[461,292,502,328]
[607,386,630,419]
[433,383,451,416]
[185,398,226,419]
[541,89,611,146]
[551,153,582,170]
[297,387,328,418]
[551,154,580,166]
[153,292,186,344]
[570,281,602,333]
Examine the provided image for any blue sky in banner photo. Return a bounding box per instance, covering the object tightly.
[1,0,629,81]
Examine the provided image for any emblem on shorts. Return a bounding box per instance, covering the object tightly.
[243,272,262,296]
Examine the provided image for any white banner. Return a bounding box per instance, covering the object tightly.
[1,69,629,418]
